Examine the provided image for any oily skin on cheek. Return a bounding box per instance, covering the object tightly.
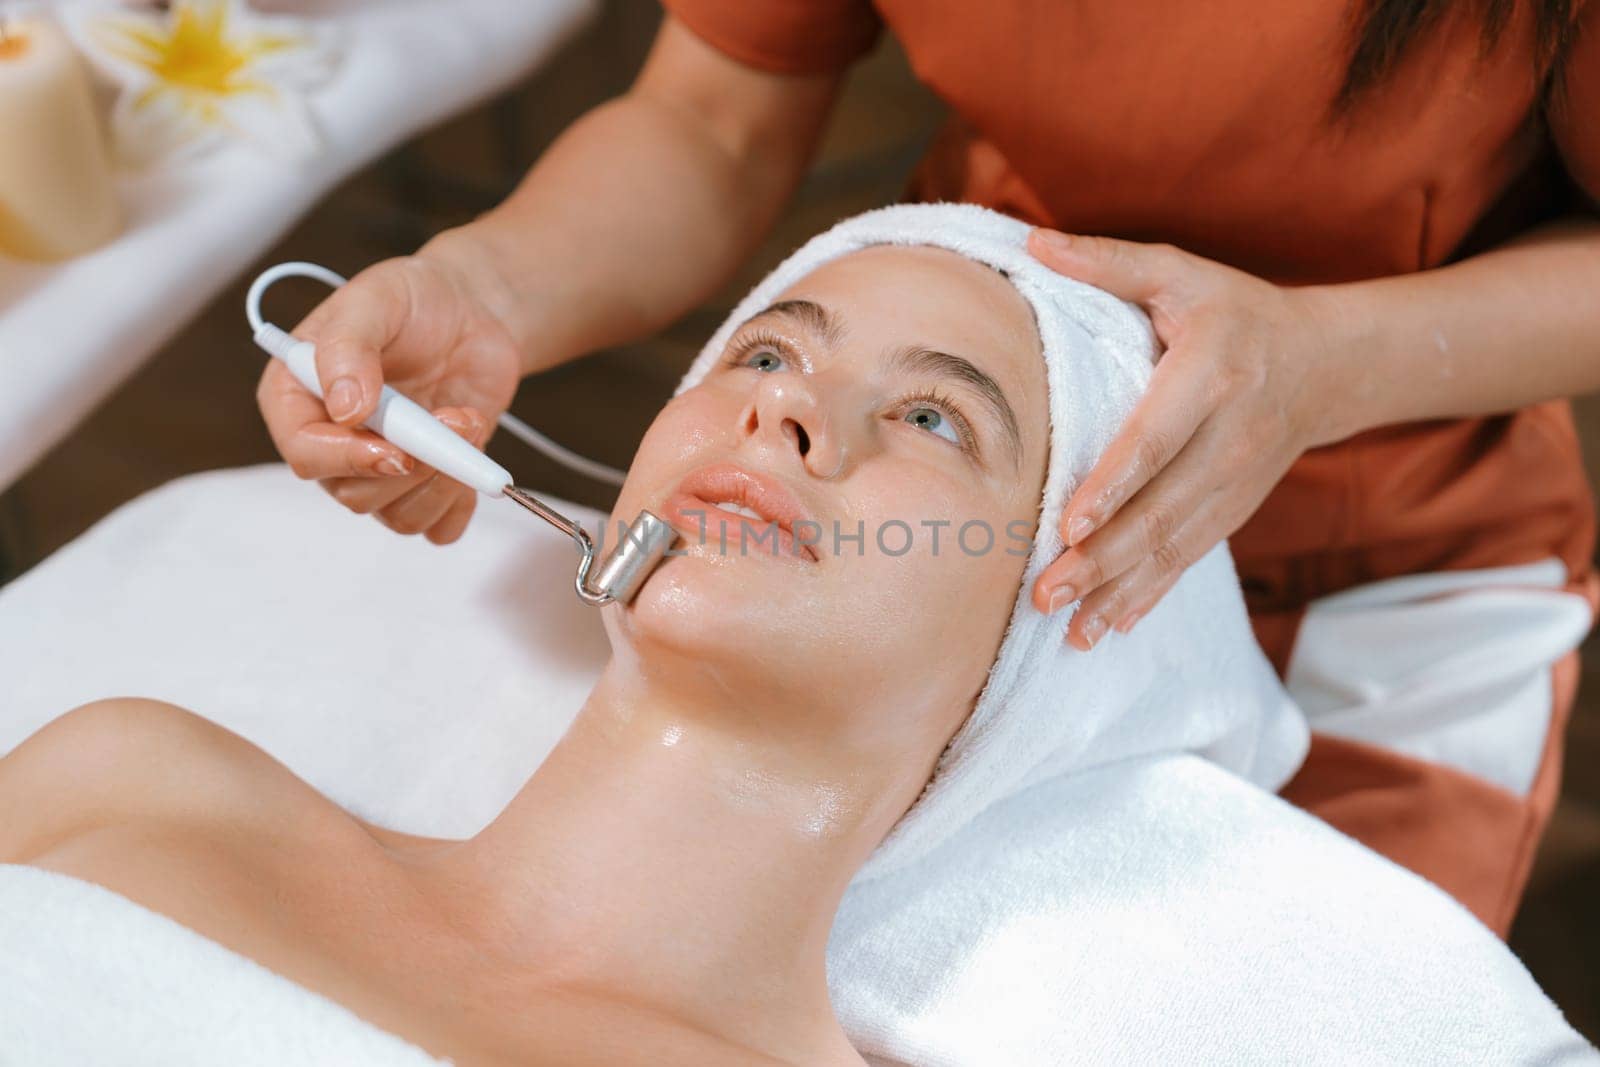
[614,418,1027,736]
[833,253,1044,743]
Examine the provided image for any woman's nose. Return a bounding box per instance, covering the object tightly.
[741,373,849,478]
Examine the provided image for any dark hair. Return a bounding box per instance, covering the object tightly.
[1336,0,1576,115]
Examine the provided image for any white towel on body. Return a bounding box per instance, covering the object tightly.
[0,864,447,1066]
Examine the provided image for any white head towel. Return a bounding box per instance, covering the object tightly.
[674,202,1310,884]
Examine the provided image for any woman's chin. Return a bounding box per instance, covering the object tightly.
[611,551,804,658]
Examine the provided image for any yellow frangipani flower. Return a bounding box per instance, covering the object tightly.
[64,0,338,166]
[106,2,293,94]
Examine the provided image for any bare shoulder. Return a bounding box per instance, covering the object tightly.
[0,697,346,863]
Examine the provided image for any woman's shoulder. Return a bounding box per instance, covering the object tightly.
[0,697,353,863]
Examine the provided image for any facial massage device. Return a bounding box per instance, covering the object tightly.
[245,261,678,606]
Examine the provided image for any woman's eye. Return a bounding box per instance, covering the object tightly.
[742,349,785,372]
[904,406,961,445]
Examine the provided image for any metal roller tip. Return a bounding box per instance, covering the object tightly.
[503,485,677,607]
[589,510,678,605]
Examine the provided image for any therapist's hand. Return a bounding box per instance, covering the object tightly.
[255,246,522,545]
[1024,228,1342,649]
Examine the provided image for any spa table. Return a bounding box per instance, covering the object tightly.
[0,0,596,494]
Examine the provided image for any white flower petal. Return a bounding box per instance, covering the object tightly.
[215,86,323,160]
[239,19,341,87]
[110,80,228,167]
[59,7,175,87]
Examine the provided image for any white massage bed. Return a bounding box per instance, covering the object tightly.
[0,464,1594,1064]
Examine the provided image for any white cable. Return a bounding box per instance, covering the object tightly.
[495,411,625,486]
[246,261,348,333]
[245,261,627,487]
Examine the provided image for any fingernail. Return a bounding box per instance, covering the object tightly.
[1047,584,1077,613]
[377,454,410,476]
[1115,610,1142,634]
[327,377,361,422]
[1082,613,1108,647]
[439,410,476,436]
[1066,515,1094,545]
[1040,229,1074,256]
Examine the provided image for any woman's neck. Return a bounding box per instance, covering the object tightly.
[452,659,913,1062]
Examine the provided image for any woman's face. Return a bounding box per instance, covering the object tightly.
[605,244,1048,752]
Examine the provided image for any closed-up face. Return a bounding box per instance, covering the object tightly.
[604,244,1049,753]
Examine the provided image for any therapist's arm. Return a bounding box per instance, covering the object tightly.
[256,15,842,543]
[1020,214,1600,649]
[1306,216,1600,439]
[422,16,843,376]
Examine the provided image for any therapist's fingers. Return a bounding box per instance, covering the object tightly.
[1062,496,1225,651]
[292,260,414,426]
[320,407,487,520]
[1025,228,1213,541]
[374,474,456,537]
[320,471,422,515]
[426,492,478,546]
[1030,416,1220,615]
[1026,228,1195,310]
[1058,346,1214,549]
[257,360,414,480]
[371,408,489,538]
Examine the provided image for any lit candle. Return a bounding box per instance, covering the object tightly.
[0,12,120,261]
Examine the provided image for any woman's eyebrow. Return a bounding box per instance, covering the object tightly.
[737,299,847,350]
[885,344,1023,469]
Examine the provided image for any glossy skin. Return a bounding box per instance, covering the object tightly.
[1,245,1048,1066]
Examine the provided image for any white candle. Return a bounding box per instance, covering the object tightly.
[0,14,120,261]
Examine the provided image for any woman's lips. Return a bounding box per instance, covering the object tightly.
[662,463,821,564]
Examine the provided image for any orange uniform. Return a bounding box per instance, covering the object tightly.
[662,0,1600,933]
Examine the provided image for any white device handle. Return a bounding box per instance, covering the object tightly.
[253,322,511,497]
